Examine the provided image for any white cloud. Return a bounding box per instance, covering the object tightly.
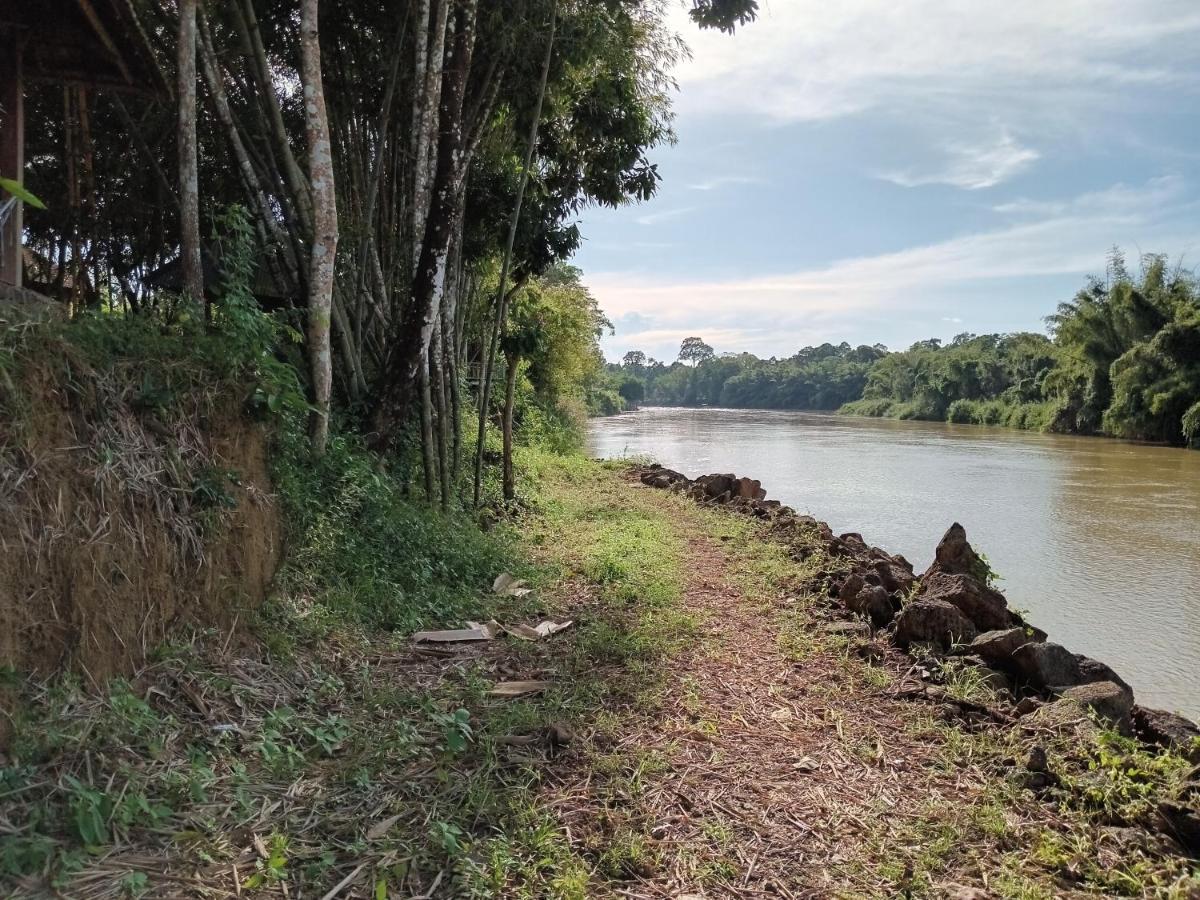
[687,174,763,191]
[879,131,1039,190]
[668,1,1200,125]
[589,177,1200,359]
[635,206,697,226]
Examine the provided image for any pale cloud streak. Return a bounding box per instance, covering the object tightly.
[688,174,763,191]
[590,177,1200,360]
[879,132,1040,190]
[635,205,697,226]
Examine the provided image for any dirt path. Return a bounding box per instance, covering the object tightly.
[541,523,980,898]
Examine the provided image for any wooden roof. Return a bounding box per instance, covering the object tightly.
[0,0,168,94]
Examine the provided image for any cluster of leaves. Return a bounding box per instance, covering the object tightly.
[607,341,888,410]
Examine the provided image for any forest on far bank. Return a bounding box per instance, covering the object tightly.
[599,251,1200,449]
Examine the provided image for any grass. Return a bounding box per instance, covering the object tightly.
[2,451,1198,898]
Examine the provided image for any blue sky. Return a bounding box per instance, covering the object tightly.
[572,0,1200,364]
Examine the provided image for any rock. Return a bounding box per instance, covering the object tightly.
[1074,655,1133,698]
[1059,681,1134,730]
[893,599,977,649]
[944,886,994,900]
[920,571,1012,631]
[872,558,916,595]
[959,656,1013,694]
[732,476,766,500]
[1014,696,1043,717]
[924,522,983,578]
[847,584,894,627]
[1159,765,1200,856]
[639,465,688,488]
[1132,706,1200,760]
[837,573,866,605]
[694,473,735,499]
[1022,744,1059,790]
[1011,642,1081,689]
[822,620,872,638]
[968,627,1035,666]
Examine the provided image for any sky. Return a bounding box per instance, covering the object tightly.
[572,0,1200,364]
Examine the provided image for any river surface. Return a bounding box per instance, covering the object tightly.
[588,407,1200,719]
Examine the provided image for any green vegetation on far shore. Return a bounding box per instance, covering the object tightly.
[605,250,1200,448]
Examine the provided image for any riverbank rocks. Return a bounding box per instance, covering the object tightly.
[638,464,689,489]
[920,571,1013,632]
[632,461,1200,756]
[1159,765,1200,856]
[924,522,985,579]
[1133,707,1200,760]
[1058,681,1135,731]
[894,598,977,649]
[1011,642,1081,689]
[968,627,1035,665]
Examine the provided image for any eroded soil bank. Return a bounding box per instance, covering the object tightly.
[2,456,1198,898]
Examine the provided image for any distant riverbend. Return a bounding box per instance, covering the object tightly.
[588,406,1200,718]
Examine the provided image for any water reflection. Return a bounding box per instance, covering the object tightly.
[588,407,1200,717]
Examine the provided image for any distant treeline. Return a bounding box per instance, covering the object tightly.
[601,251,1200,448]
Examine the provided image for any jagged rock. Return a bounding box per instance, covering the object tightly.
[847,584,894,627]
[1133,707,1200,760]
[732,476,766,500]
[894,599,977,649]
[1074,655,1133,699]
[1011,641,1081,689]
[1059,681,1134,730]
[639,465,688,488]
[924,522,983,578]
[837,532,869,557]
[872,557,916,595]
[837,573,865,604]
[968,627,1035,666]
[1159,765,1200,856]
[920,571,1012,632]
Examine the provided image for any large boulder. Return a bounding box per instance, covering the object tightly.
[924,522,983,578]
[872,557,916,595]
[847,584,895,627]
[1132,707,1200,760]
[732,476,766,500]
[1058,681,1134,731]
[1074,655,1132,693]
[639,464,688,488]
[694,473,735,499]
[920,571,1013,632]
[968,627,1036,666]
[838,573,866,605]
[1011,642,1082,689]
[894,599,977,649]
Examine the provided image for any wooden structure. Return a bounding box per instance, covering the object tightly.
[0,0,165,289]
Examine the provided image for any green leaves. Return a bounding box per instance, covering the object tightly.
[0,176,46,210]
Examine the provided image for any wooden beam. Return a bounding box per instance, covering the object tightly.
[0,30,24,287]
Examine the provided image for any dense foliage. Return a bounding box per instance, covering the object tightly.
[608,252,1200,448]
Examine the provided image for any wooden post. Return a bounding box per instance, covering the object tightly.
[0,31,24,287]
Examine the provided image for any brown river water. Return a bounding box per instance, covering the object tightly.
[587,407,1200,719]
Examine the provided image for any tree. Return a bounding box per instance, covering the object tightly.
[300,0,338,457]
[176,0,202,305]
[678,336,714,367]
[622,349,647,371]
[619,378,645,408]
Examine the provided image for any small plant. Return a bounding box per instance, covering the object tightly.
[244,833,290,889]
[431,708,473,754]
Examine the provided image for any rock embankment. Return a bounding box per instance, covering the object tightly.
[637,462,1200,850]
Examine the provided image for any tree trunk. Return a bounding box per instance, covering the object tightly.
[176,0,203,304]
[301,0,338,456]
[502,348,519,502]
[472,0,556,506]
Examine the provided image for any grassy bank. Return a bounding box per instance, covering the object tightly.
[2,452,1198,897]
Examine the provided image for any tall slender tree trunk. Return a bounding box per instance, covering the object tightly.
[501,348,519,502]
[472,0,557,507]
[176,0,203,305]
[301,0,338,456]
